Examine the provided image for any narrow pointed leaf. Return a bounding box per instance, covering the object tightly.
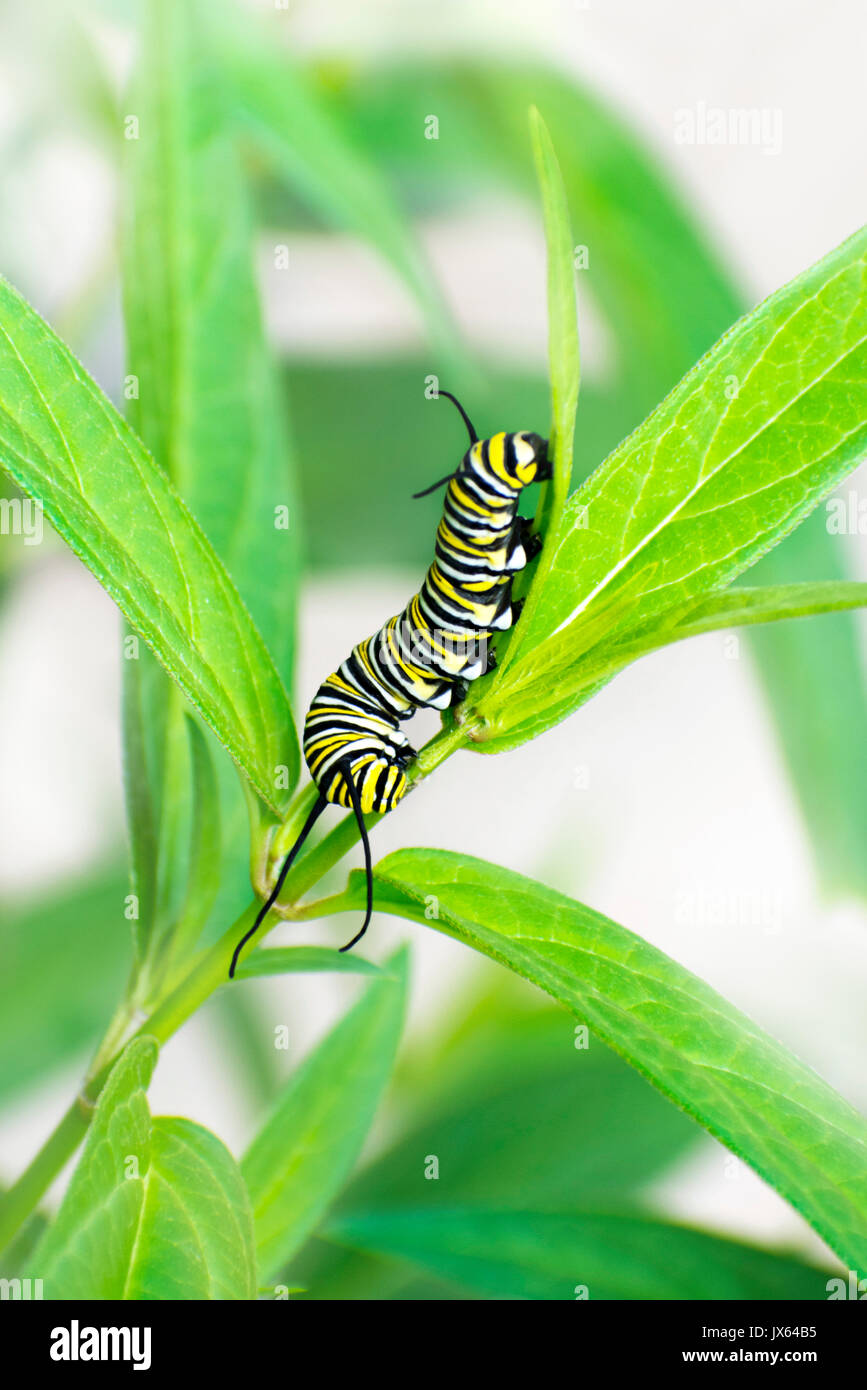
[0,276,296,813]
[533,580,867,706]
[497,107,578,672]
[242,951,407,1277]
[171,714,222,955]
[235,946,385,980]
[475,227,867,745]
[354,851,867,1275]
[123,0,300,691]
[119,0,302,956]
[528,105,578,543]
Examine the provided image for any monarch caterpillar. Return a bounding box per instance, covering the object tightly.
[229,393,550,978]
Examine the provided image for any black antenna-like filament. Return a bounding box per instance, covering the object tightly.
[228,791,328,978]
[411,389,479,499]
[411,473,454,499]
[438,389,478,444]
[340,772,374,952]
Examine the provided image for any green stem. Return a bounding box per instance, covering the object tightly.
[87,996,140,1078]
[0,1095,92,1254]
[411,716,474,778]
[291,890,355,921]
[271,781,318,861]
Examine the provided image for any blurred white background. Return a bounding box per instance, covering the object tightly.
[1,0,866,1266]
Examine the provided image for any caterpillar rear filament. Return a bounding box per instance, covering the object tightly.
[229,393,550,978]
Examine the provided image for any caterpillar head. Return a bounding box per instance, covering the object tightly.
[511,432,551,487]
[463,431,551,493]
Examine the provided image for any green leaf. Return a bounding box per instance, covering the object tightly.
[171,714,222,957]
[359,851,867,1275]
[327,1207,835,1301]
[119,0,302,961]
[235,946,385,981]
[499,107,579,670]
[120,641,161,960]
[211,987,284,1112]
[126,1117,255,1300]
[123,0,300,691]
[242,950,408,1278]
[419,103,571,703]
[638,580,867,640]
[476,226,867,747]
[547,580,867,703]
[0,274,296,814]
[31,1038,256,1299]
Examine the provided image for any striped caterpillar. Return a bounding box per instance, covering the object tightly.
[229,394,549,976]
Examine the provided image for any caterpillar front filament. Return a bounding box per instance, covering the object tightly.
[228,393,550,978]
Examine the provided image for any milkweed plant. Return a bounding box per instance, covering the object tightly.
[0,0,865,1302]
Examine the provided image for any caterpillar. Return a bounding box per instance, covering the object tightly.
[229,393,550,978]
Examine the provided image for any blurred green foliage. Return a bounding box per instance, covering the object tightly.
[0,865,130,1107]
